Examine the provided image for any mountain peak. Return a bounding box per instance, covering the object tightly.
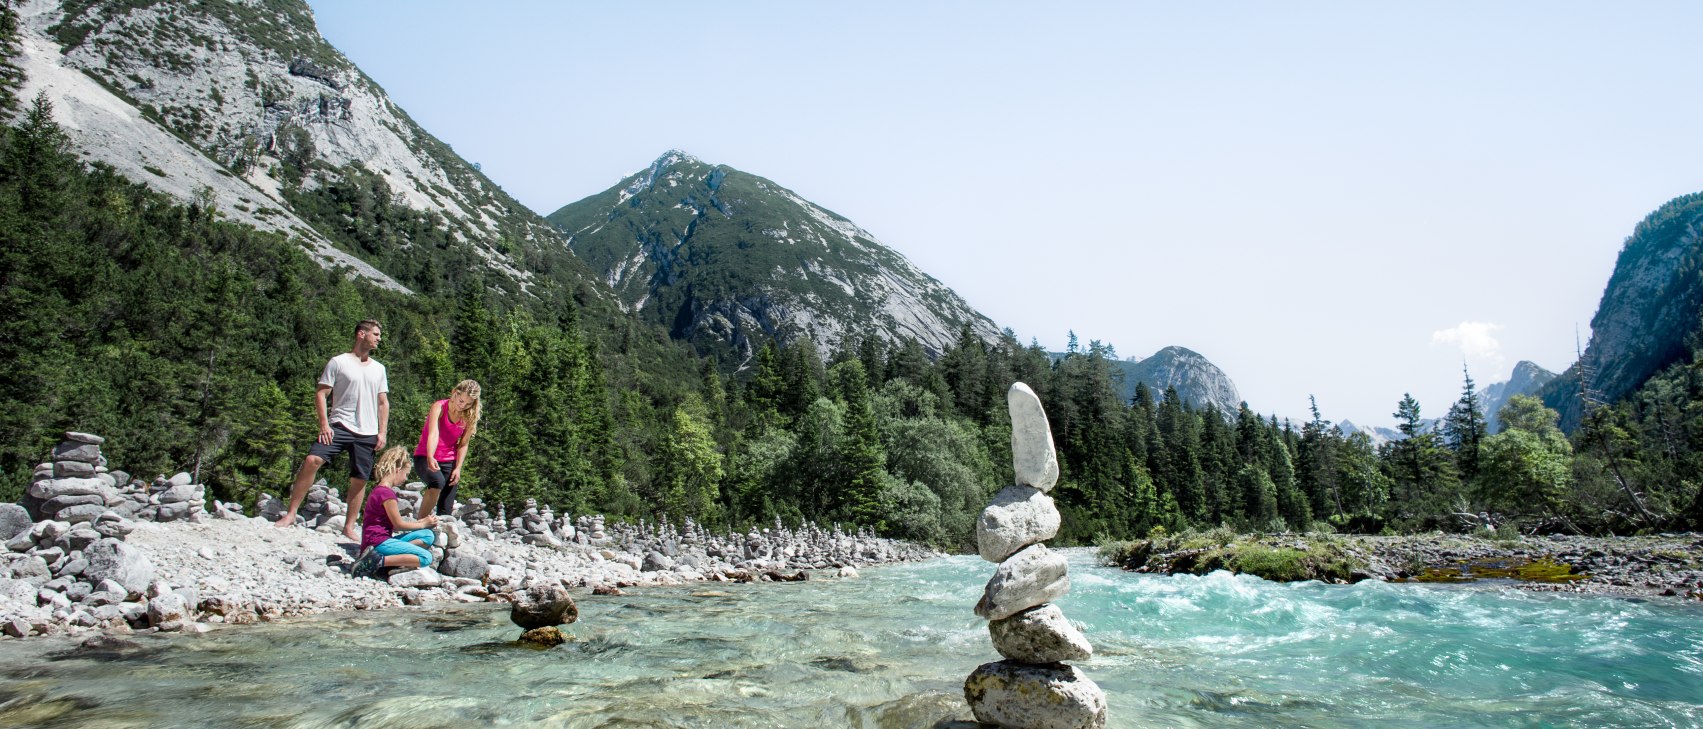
[548,155,1000,360]
[653,149,700,168]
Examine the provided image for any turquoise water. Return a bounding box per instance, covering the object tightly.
[0,550,1699,728]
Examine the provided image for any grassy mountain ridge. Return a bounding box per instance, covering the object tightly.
[548,151,1002,365]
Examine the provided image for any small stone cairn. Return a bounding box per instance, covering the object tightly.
[257,480,346,530]
[963,383,1107,729]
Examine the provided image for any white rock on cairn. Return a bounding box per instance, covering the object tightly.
[964,382,1106,728]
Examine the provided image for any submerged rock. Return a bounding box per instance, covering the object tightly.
[964,660,1106,729]
[518,626,568,647]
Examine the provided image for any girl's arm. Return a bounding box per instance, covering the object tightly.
[422,400,443,471]
[383,496,438,532]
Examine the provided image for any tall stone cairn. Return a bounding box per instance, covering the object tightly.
[963,383,1107,729]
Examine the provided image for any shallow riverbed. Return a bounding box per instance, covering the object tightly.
[0,550,1698,728]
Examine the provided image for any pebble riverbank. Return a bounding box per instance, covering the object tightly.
[0,432,938,640]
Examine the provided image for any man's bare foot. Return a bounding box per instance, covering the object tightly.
[273,514,296,528]
[343,527,361,543]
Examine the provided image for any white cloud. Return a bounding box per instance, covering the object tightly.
[1431,321,1505,361]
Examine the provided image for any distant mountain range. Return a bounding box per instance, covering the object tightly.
[1482,361,1558,433]
[1049,346,1245,416]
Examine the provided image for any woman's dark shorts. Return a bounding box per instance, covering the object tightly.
[413,455,458,516]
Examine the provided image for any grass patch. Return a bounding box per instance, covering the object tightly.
[1103,530,1365,583]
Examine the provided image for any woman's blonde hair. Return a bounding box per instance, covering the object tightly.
[372,446,411,483]
[450,379,482,443]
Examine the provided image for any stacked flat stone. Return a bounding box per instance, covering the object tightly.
[517,501,565,547]
[964,383,1107,729]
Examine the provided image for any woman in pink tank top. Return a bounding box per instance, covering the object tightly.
[414,380,481,517]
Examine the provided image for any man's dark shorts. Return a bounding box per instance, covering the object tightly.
[307,423,377,480]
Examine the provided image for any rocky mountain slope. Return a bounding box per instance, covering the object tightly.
[546,151,1001,363]
[19,0,596,299]
[1543,192,1703,429]
[1481,360,1557,433]
[1104,346,1243,415]
[13,0,404,291]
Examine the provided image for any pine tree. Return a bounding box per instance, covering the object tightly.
[1443,365,1488,480]
[834,361,887,531]
[1297,395,1343,519]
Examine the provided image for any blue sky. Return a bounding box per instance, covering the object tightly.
[307,1,1703,427]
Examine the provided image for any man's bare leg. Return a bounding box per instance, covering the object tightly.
[343,479,368,542]
[417,488,441,520]
[273,456,325,528]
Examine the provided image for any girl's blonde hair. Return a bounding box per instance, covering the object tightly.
[372,446,411,483]
[450,379,482,443]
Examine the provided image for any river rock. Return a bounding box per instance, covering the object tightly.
[988,603,1093,663]
[56,504,109,524]
[388,567,443,589]
[964,660,1107,729]
[976,485,1060,563]
[29,478,104,500]
[642,551,674,572]
[1008,383,1059,492]
[9,556,49,585]
[438,552,488,581]
[156,484,198,504]
[519,626,567,647]
[83,539,155,597]
[63,432,104,445]
[53,460,97,479]
[53,442,102,464]
[146,593,187,627]
[975,544,1070,621]
[509,584,578,630]
[0,505,32,541]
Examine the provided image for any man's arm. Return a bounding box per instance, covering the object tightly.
[376,392,389,451]
[315,385,333,445]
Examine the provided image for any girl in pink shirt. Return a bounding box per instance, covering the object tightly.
[351,447,439,579]
[414,380,481,518]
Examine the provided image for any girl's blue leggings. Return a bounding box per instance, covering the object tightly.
[374,529,435,566]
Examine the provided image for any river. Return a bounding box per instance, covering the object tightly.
[0,550,1697,727]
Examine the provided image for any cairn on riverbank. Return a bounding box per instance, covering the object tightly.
[964,383,1106,729]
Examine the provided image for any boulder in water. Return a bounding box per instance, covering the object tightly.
[509,584,578,630]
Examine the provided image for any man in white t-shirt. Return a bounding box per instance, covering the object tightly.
[273,320,390,542]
